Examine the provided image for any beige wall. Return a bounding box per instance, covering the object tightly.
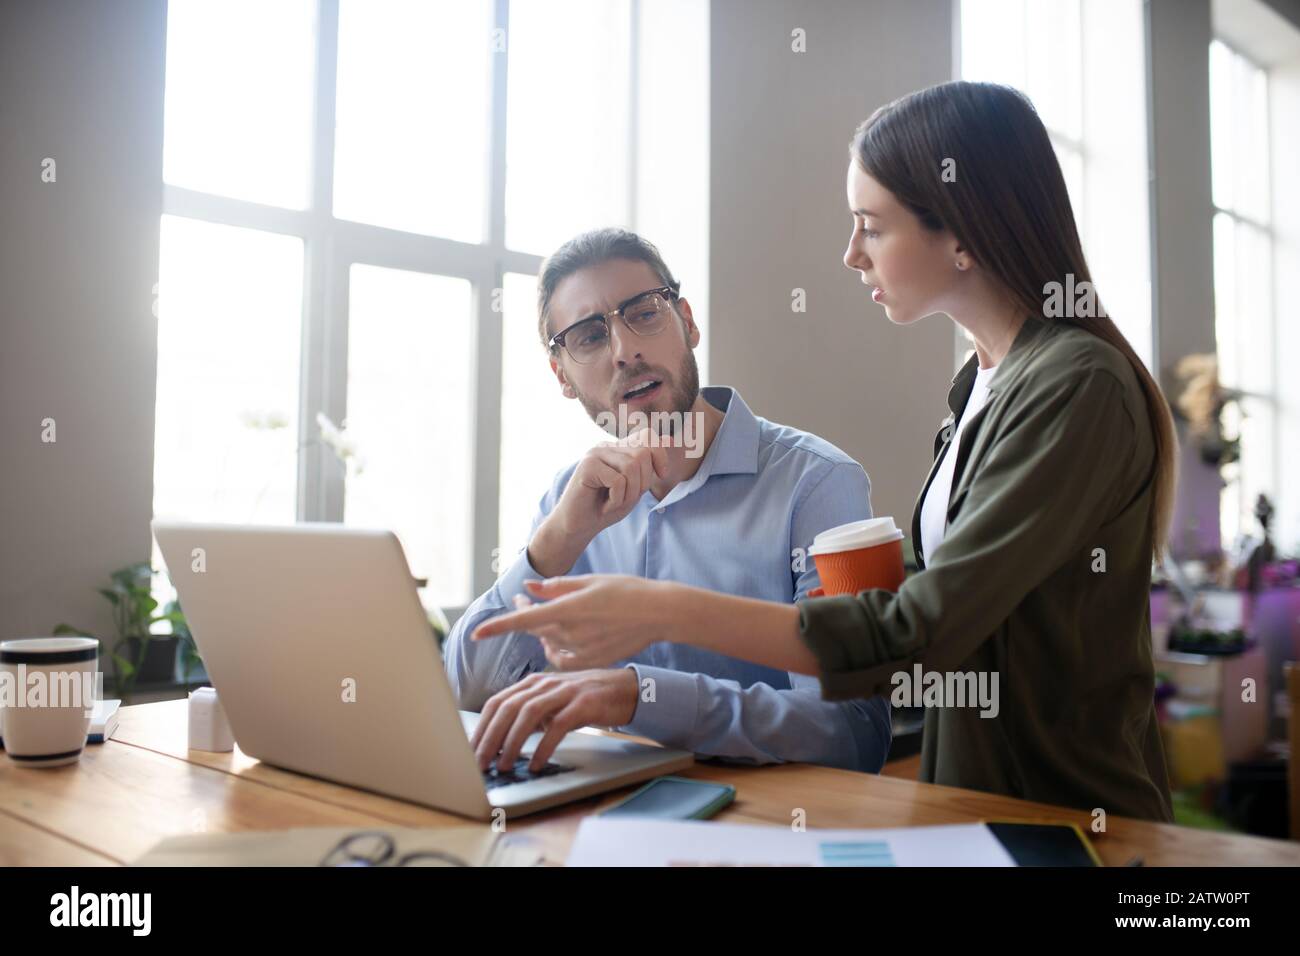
[708,0,957,534]
[0,1,167,639]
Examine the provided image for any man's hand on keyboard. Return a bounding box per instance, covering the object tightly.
[469,667,640,774]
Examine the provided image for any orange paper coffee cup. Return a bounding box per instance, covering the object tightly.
[807,517,905,596]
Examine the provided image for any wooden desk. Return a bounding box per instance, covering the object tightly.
[3,699,1298,866]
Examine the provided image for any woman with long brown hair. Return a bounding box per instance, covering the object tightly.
[472,81,1178,822]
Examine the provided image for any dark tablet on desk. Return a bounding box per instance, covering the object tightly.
[985,821,1103,867]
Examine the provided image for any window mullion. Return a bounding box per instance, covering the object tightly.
[302,0,344,522]
[628,0,640,229]
[468,0,513,598]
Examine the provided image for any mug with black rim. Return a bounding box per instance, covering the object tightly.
[0,637,100,768]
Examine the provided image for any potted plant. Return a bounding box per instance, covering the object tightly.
[169,595,205,690]
[1172,354,1245,469]
[54,562,191,701]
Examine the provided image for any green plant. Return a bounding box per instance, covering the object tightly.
[1173,354,1243,469]
[54,562,191,701]
[169,596,203,688]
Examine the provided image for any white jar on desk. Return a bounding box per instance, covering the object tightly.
[188,687,235,752]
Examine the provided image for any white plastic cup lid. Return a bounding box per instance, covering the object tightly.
[808,516,903,556]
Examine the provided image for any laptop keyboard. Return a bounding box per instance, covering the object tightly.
[482,757,575,790]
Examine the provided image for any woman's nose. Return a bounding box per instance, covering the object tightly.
[844,239,868,273]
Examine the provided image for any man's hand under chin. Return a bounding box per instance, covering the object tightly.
[525,427,674,579]
[469,667,640,774]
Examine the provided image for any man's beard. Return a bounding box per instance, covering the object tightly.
[575,347,701,439]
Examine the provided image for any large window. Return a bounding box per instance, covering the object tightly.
[1209,38,1276,549]
[959,0,1153,369]
[152,0,709,613]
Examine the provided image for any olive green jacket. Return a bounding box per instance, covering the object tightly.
[798,316,1174,822]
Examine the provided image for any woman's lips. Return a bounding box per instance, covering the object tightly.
[872,286,885,303]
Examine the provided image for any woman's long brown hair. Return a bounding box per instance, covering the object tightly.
[852,80,1177,558]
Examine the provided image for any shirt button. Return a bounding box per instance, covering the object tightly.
[656,507,665,514]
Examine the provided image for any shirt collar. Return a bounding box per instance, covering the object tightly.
[988,314,1048,396]
[946,315,1048,414]
[947,354,980,417]
[653,386,759,509]
[700,385,760,477]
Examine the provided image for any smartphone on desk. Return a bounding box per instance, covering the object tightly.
[983,820,1102,866]
[600,776,735,820]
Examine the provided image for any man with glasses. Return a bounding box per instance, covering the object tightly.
[445,228,890,776]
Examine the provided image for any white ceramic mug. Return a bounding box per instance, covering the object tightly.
[0,637,100,768]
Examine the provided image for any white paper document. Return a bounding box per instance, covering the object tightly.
[567,818,1017,867]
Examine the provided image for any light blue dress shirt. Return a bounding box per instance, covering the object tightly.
[444,386,892,772]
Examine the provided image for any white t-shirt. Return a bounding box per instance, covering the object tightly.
[919,363,999,562]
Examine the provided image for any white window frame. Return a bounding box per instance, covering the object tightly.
[160,0,660,614]
[954,0,1154,373]
[1209,36,1278,550]
[953,0,1088,366]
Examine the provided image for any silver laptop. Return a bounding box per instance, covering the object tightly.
[152,521,693,820]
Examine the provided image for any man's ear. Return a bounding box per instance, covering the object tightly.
[677,297,702,349]
[549,352,578,399]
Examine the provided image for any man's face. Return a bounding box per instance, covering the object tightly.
[545,258,702,436]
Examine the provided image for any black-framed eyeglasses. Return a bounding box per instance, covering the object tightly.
[320,830,470,867]
[547,286,679,365]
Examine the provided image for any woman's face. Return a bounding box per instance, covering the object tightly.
[843,161,961,325]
